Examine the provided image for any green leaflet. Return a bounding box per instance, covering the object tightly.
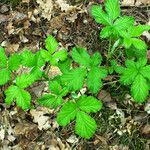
[114,16,135,31]
[0,68,11,85]
[90,52,102,67]
[38,94,63,108]
[8,54,21,71]
[45,35,58,54]
[131,74,149,103]
[5,85,31,110]
[75,111,97,139]
[91,5,112,25]
[129,25,150,37]
[105,0,120,20]
[0,47,7,68]
[72,47,90,67]
[57,101,77,126]
[57,95,102,139]
[16,73,35,89]
[87,67,107,94]
[20,50,36,67]
[76,95,102,113]
[60,67,87,91]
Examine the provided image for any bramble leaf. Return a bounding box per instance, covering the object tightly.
[91,5,111,25]
[16,73,34,89]
[45,35,58,54]
[75,111,97,139]
[58,58,71,73]
[131,74,149,103]
[100,26,112,38]
[51,49,68,66]
[105,0,120,20]
[76,95,102,113]
[57,101,77,126]
[90,52,102,67]
[0,68,11,85]
[87,67,107,93]
[49,80,62,95]
[140,65,150,80]
[20,50,35,67]
[114,16,135,31]
[38,94,63,108]
[40,49,51,61]
[72,47,90,67]
[132,38,147,50]
[0,47,7,68]
[61,67,87,91]
[129,25,150,37]
[8,54,21,71]
[5,85,31,110]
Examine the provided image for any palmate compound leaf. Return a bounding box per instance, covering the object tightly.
[5,85,31,110]
[0,47,7,68]
[75,111,97,139]
[72,47,90,67]
[91,5,111,25]
[120,59,150,103]
[76,95,102,113]
[57,95,102,138]
[105,0,120,20]
[0,68,11,85]
[60,67,87,91]
[45,35,58,54]
[131,74,149,103]
[87,67,107,94]
[57,101,77,126]
[38,94,63,108]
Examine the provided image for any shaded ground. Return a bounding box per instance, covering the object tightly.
[0,0,150,150]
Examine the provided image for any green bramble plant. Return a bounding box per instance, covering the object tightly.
[0,0,150,139]
[0,35,103,139]
[91,0,150,102]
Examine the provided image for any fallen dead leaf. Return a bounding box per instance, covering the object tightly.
[98,90,117,110]
[142,124,150,138]
[66,135,78,144]
[55,0,76,12]
[121,0,135,6]
[30,107,53,130]
[36,0,53,21]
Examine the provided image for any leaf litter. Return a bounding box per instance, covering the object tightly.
[0,0,150,149]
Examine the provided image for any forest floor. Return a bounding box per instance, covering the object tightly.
[0,0,150,150]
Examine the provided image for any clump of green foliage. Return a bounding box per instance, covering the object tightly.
[0,0,150,139]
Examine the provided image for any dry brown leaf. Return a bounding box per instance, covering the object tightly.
[121,0,135,6]
[30,107,53,130]
[7,22,15,35]
[6,43,20,53]
[36,0,53,21]
[98,90,117,110]
[22,0,30,3]
[55,0,76,12]
[142,124,150,138]
[135,0,150,6]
